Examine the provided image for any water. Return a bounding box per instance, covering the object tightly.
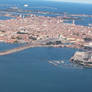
[0,0,92,25]
[0,47,92,92]
[0,42,26,51]
[0,1,92,92]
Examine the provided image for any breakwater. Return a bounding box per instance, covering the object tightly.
[0,43,42,56]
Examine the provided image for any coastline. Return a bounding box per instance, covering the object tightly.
[0,42,81,56]
[0,4,92,67]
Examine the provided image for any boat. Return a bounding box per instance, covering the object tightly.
[24,4,29,7]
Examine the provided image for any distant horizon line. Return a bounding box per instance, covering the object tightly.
[30,0,92,4]
[45,0,92,4]
[0,0,92,5]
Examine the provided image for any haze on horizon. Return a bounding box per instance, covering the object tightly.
[0,0,92,4]
[44,0,92,4]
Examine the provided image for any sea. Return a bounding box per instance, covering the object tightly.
[0,0,92,92]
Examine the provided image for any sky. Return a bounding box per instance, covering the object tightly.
[45,0,92,4]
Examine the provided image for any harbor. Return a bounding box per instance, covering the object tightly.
[0,1,92,92]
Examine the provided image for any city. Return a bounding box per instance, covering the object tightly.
[0,0,92,92]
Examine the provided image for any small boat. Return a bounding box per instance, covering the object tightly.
[24,4,29,7]
[60,60,64,64]
[48,61,58,66]
[48,60,65,66]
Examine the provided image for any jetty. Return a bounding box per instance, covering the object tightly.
[0,43,43,56]
[0,38,64,56]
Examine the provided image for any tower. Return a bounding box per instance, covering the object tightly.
[72,20,75,25]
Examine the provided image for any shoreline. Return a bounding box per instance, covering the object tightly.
[0,43,81,56]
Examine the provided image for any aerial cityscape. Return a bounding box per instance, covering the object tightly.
[0,0,92,92]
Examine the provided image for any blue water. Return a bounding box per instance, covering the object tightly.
[1,0,92,15]
[0,46,92,92]
[0,1,92,92]
[0,42,26,51]
[0,0,92,25]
